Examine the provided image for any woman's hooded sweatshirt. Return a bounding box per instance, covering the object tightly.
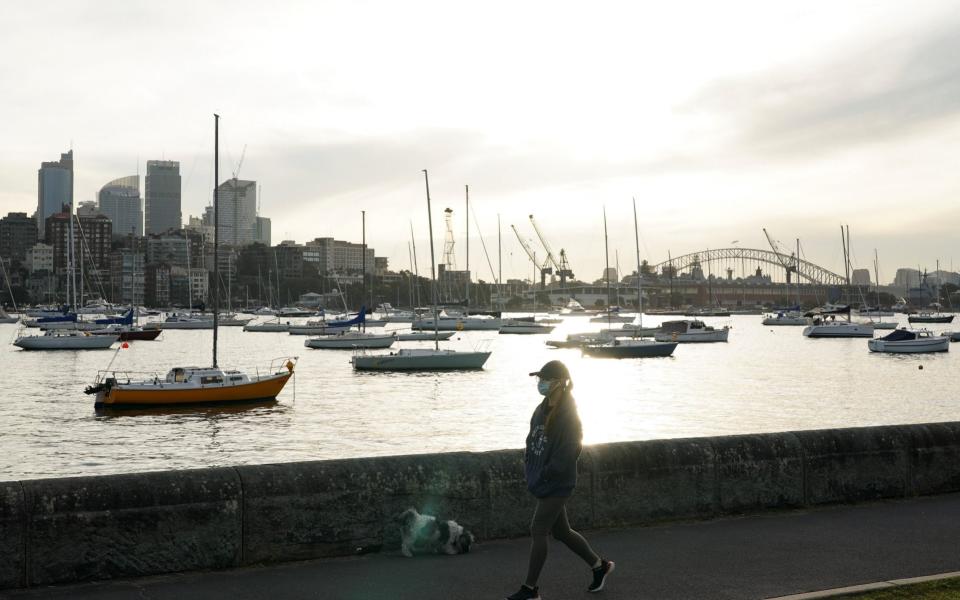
[524,394,582,498]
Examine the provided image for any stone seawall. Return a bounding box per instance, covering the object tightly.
[3,421,960,589]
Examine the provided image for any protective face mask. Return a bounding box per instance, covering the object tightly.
[537,380,554,396]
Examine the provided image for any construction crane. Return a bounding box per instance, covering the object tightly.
[511,224,552,289]
[762,228,797,283]
[528,215,574,285]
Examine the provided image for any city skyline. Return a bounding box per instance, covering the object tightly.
[2,2,959,283]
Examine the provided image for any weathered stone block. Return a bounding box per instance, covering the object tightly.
[905,422,960,496]
[0,481,25,589]
[238,452,487,565]
[23,468,241,586]
[713,432,804,511]
[795,425,909,505]
[589,438,716,527]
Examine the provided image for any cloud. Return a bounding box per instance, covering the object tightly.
[684,18,960,157]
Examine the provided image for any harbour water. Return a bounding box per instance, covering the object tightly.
[2,313,958,481]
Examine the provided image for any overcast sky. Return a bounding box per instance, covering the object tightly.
[2,1,959,284]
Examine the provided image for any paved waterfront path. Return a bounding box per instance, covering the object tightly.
[4,494,960,600]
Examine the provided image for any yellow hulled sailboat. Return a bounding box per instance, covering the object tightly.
[85,114,296,409]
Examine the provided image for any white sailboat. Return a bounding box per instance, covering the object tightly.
[305,331,396,349]
[15,329,118,350]
[803,227,875,339]
[582,200,677,359]
[352,170,491,371]
[654,319,730,342]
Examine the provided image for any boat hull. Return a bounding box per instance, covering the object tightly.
[802,324,874,338]
[654,330,729,343]
[499,324,555,334]
[395,331,455,341]
[14,334,117,350]
[412,319,503,331]
[352,350,491,370]
[305,334,396,349]
[908,315,954,323]
[761,317,808,326]
[582,341,678,358]
[868,337,949,353]
[93,372,293,408]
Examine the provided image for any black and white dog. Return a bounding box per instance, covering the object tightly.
[396,507,475,557]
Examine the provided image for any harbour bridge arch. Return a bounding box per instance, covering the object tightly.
[650,248,847,286]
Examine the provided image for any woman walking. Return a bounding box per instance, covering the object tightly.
[505,360,614,600]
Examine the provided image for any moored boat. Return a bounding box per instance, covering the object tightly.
[15,330,118,350]
[908,312,954,324]
[868,329,949,353]
[499,322,555,334]
[305,332,396,349]
[654,319,729,343]
[351,348,490,370]
[581,339,678,358]
[86,360,296,408]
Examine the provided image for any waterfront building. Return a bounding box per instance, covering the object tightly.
[98,176,143,238]
[36,150,73,239]
[76,201,98,217]
[274,240,304,279]
[25,243,53,273]
[207,179,257,246]
[145,160,181,235]
[145,263,171,307]
[146,230,205,270]
[302,237,374,274]
[186,215,215,244]
[374,256,389,276]
[110,250,145,306]
[44,211,112,274]
[255,216,271,246]
[894,268,921,289]
[0,212,38,266]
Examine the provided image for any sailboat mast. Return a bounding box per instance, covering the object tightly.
[465,185,470,307]
[212,113,220,368]
[410,222,420,308]
[603,207,611,329]
[796,238,801,308]
[497,214,502,307]
[423,170,440,351]
[632,198,642,330]
[362,210,366,332]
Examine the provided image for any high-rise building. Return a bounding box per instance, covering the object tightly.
[145,161,181,234]
[302,237,374,274]
[37,150,73,239]
[0,212,38,266]
[273,241,304,279]
[45,212,112,274]
[851,268,871,286]
[145,263,171,307]
[207,179,257,246]
[98,176,143,238]
[255,216,271,246]
[893,268,921,289]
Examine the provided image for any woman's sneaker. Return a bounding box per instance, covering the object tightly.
[587,559,615,592]
[505,584,541,600]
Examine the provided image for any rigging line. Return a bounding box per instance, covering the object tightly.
[468,200,498,285]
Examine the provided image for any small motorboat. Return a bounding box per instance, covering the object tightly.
[0,307,19,324]
[581,339,678,359]
[654,320,729,343]
[545,331,613,348]
[761,311,808,326]
[868,329,949,353]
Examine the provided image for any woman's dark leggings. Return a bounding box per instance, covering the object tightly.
[524,496,600,587]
